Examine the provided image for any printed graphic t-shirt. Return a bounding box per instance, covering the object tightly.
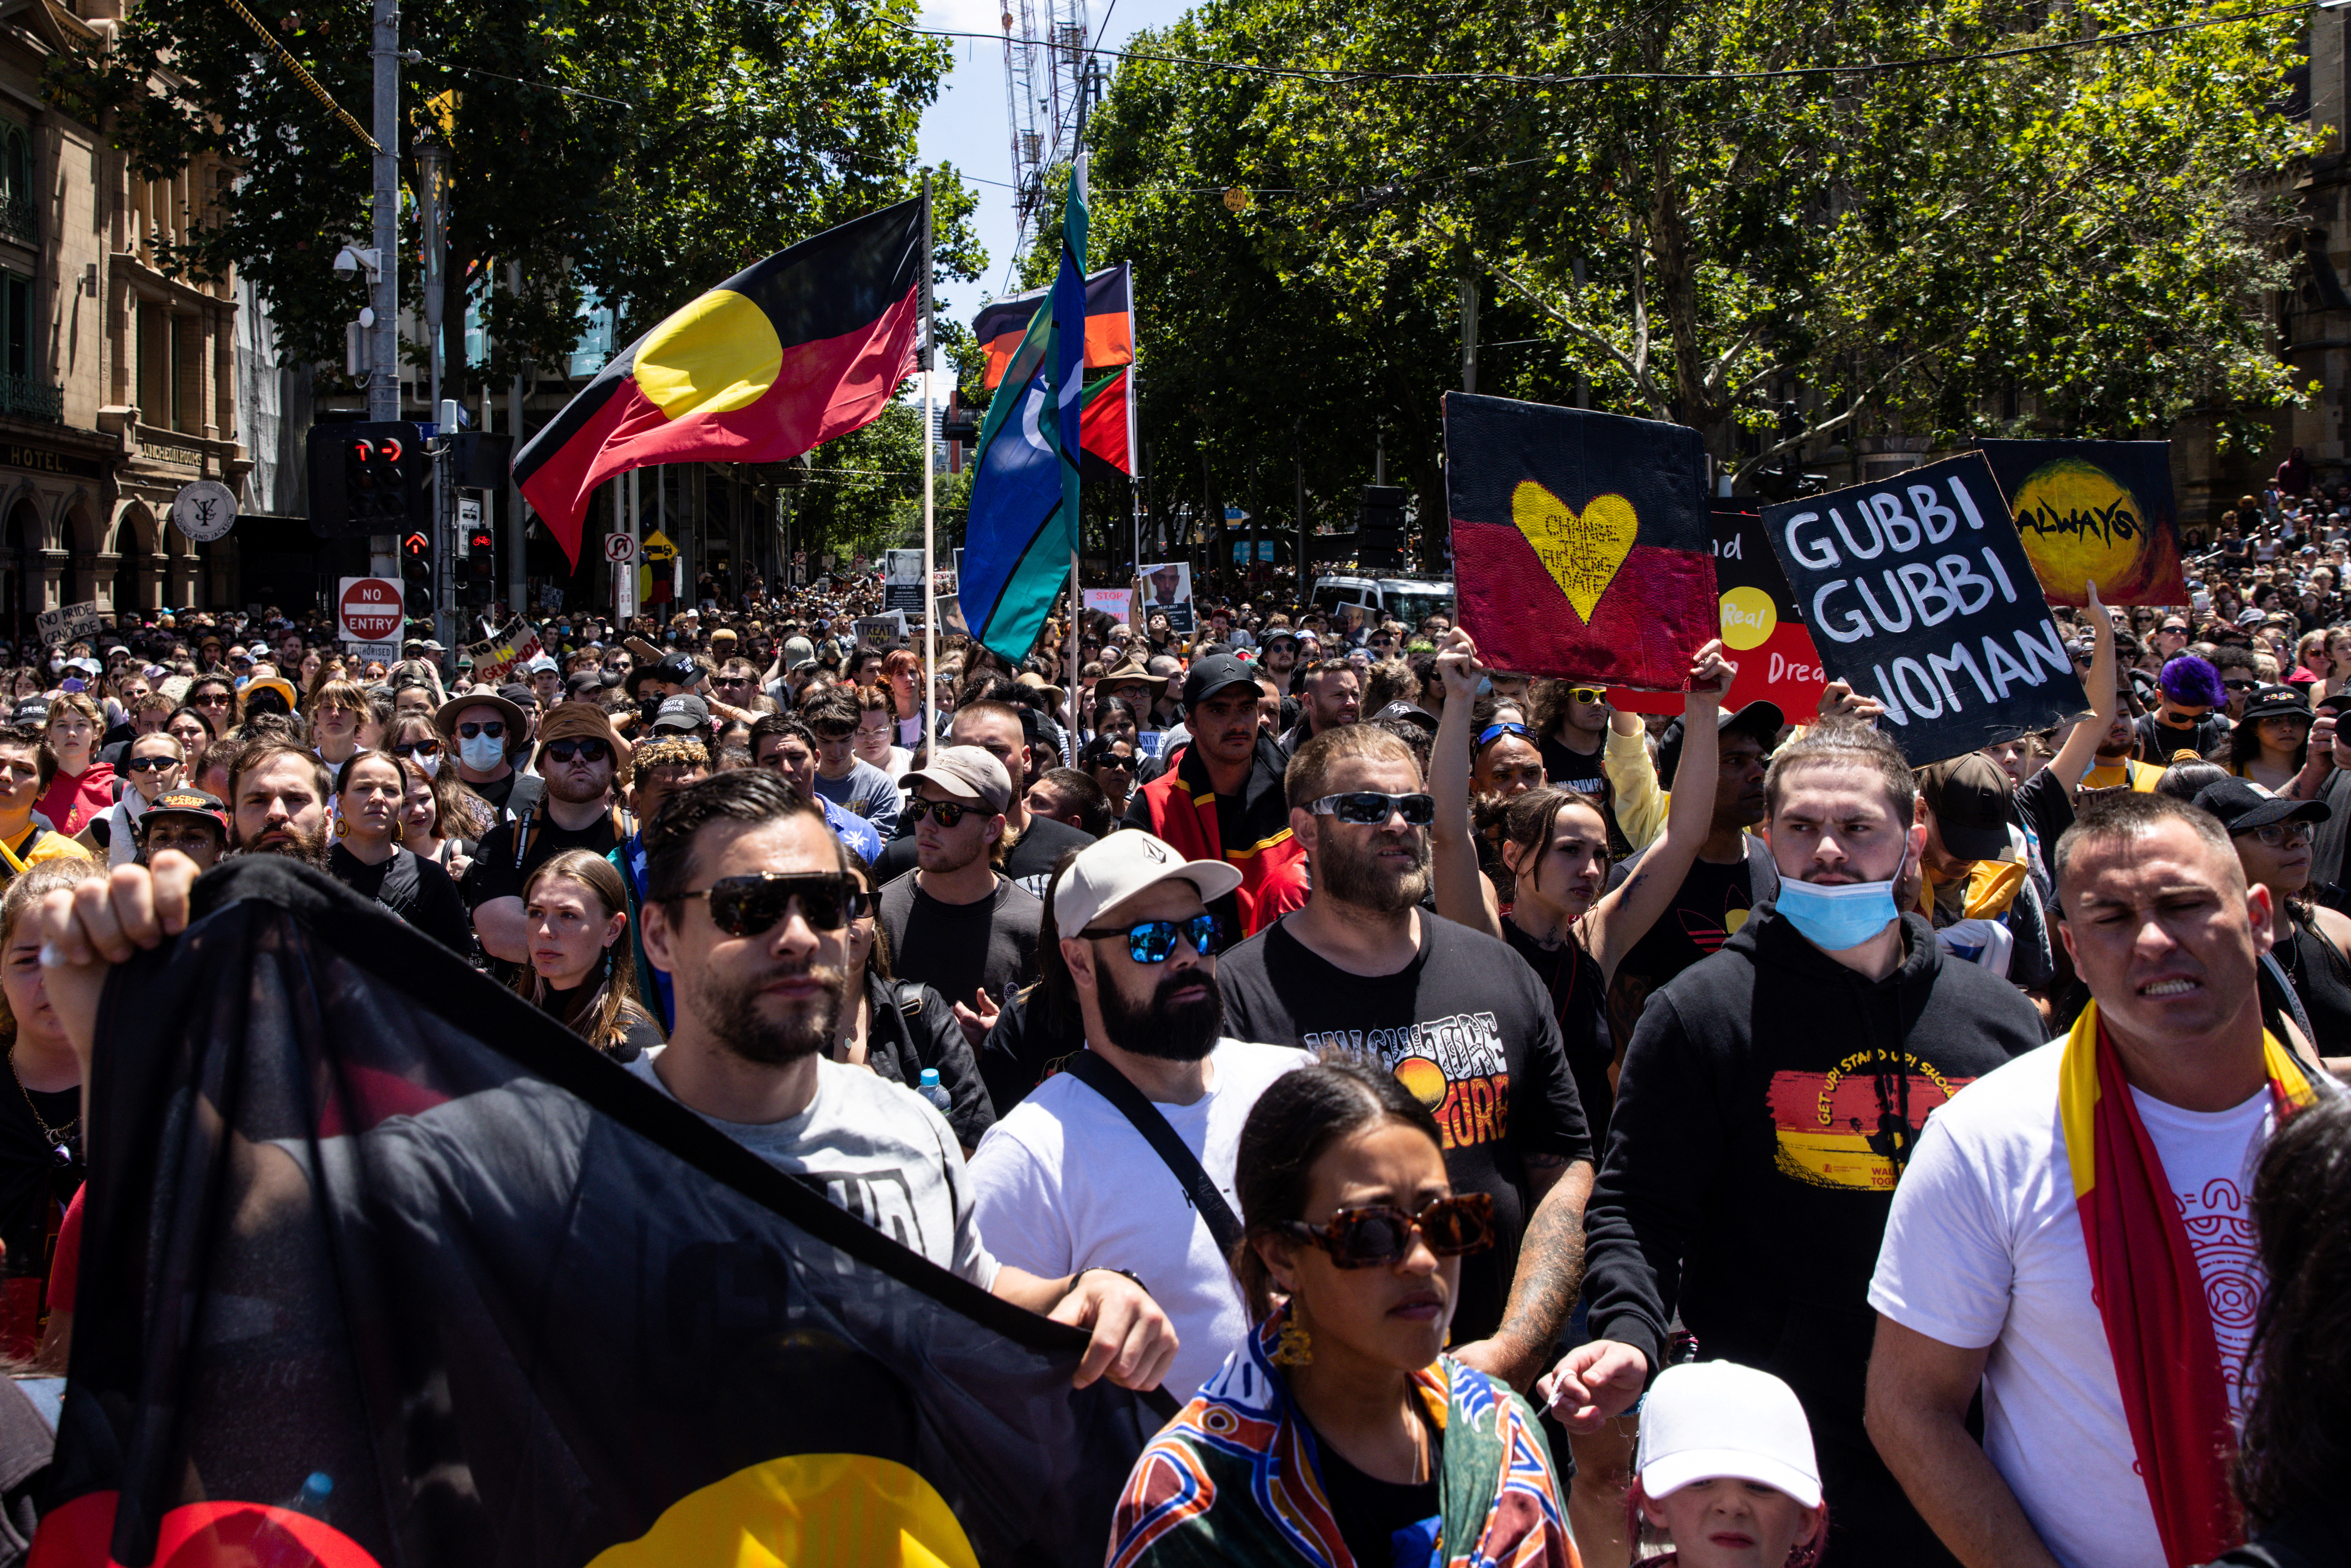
[1215,912,1592,1346]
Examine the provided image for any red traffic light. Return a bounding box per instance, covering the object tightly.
[402,532,430,556]
[467,530,494,551]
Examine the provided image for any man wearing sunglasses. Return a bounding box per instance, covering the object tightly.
[866,701,1094,889]
[970,830,1309,1400]
[1216,724,1595,1395]
[467,704,631,971]
[876,747,1043,1047]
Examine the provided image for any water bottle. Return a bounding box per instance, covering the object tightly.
[254,1472,332,1568]
[917,1068,953,1117]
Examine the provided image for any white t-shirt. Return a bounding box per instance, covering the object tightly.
[628,1051,998,1290]
[968,1039,1310,1402]
[1869,1042,2274,1568]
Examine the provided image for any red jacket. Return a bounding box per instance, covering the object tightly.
[1125,735,1308,937]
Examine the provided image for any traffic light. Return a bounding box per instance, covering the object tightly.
[307,421,428,537]
[461,511,497,606]
[399,526,434,608]
[1357,484,1408,571]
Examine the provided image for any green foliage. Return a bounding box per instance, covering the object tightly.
[780,399,957,562]
[53,0,984,389]
[1083,0,2315,529]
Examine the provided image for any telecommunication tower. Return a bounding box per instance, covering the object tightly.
[1000,0,1094,244]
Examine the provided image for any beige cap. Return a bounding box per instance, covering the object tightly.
[902,745,1012,814]
[1052,830,1244,935]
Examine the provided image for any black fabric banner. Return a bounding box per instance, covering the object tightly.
[1761,453,2088,765]
[40,859,1165,1568]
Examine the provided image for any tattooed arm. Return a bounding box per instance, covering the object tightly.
[1451,1152,1594,1392]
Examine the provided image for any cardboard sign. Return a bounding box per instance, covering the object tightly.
[1140,562,1193,634]
[1443,392,1717,689]
[1082,588,1133,621]
[1762,454,2086,764]
[461,617,543,685]
[1608,506,1827,720]
[853,613,907,649]
[36,603,101,648]
[884,549,925,613]
[1978,440,2185,608]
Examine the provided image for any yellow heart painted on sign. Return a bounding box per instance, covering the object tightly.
[1511,481,1638,622]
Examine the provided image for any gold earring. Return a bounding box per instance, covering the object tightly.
[1272,1321,1312,1367]
[333,817,348,839]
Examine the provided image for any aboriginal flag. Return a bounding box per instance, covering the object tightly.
[973,264,1133,391]
[514,200,924,565]
[31,859,1165,1568]
[1444,391,1718,689]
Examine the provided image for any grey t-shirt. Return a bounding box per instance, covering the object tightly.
[812,757,902,839]
[626,1052,998,1288]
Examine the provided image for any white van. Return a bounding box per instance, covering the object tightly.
[1310,575,1456,632]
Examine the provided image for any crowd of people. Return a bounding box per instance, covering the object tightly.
[0,518,2346,1568]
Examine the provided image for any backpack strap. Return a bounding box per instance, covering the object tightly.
[890,979,926,1019]
[1062,1049,1245,1255]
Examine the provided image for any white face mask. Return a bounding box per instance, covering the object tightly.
[411,750,441,779]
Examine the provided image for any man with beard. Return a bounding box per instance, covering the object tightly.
[467,704,630,969]
[1214,725,1594,1394]
[969,831,1307,1399]
[227,743,333,868]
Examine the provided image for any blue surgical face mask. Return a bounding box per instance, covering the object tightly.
[459,732,505,772]
[1773,876,1900,951]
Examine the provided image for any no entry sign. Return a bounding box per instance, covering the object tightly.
[338,577,404,644]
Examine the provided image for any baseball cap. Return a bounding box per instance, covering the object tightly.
[521,653,558,675]
[1181,653,1258,707]
[1052,829,1245,936]
[1371,700,1439,731]
[138,789,228,834]
[2193,777,2331,837]
[902,745,1013,814]
[1919,752,2014,862]
[652,694,711,733]
[1636,1361,1822,1510]
[1657,700,1784,780]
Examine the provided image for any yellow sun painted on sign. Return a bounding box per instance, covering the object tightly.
[588,1454,980,1568]
[1718,586,1777,652]
[2010,458,2149,601]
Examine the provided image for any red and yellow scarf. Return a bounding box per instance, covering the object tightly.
[2058,1001,2321,1566]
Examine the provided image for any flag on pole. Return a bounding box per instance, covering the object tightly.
[513,200,924,565]
[959,158,1088,660]
[33,859,1168,1568]
[973,264,1133,390]
[1078,366,1133,482]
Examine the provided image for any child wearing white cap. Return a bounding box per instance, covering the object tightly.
[1630,1361,1828,1568]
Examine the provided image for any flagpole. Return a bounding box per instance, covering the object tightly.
[920,170,937,765]
[1068,547,1080,747]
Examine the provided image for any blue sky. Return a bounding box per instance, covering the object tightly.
[911,0,1190,368]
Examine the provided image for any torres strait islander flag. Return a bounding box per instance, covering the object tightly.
[29,860,1167,1568]
[1444,392,1719,689]
[514,199,924,564]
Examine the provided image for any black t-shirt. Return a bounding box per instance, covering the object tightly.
[2012,767,2075,891]
[465,811,622,911]
[1539,736,1620,857]
[330,843,474,954]
[1215,912,1592,1346]
[868,813,1094,897]
[1608,849,1757,1050]
[875,872,1043,1012]
[1502,920,1616,1144]
[1315,1418,1442,1568]
[0,1072,79,1359]
[2135,711,2228,766]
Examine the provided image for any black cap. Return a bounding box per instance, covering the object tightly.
[2240,684,2314,725]
[652,694,711,733]
[1919,753,2014,862]
[1657,700,1784,780]
[2193,777,2330,836]
[138,789,228,833]
[1182,653,1259,708]
[1371,700,1439,732]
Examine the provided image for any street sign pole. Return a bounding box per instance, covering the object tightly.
[366,0,399,579]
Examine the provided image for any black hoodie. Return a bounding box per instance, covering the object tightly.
[1581,903,2044,1558]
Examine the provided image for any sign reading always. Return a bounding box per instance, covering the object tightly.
[338,577,403,643]
[1761,453,2086,765]
[170,480,239,542]
[1977,440,2185,608]
[35,602,101,648]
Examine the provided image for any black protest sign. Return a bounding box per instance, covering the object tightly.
[1761,453,2086,764]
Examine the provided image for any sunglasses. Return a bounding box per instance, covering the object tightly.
[457,721,506,739]
[122,755,177,773]
[2247,820,2316,849]
[905,795,988,828]
[1078,913,1222,963]
[392,738,441,758]
[1310,791,1437,827]
[1567,686,1608,704]
[1094,755,1135,772]
[1476,721,1536,750]
[194,693,231,706]
[544,737,611,764]
[2223,680,2259,693]
[1281,1192,1497,1268]
[675,871,866,935]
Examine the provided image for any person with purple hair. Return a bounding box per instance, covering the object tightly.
[2138,653,2233,765]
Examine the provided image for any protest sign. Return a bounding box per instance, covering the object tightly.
[35,602,101,648]
[1082,587,1134,621]
[1141,562,1194,634]
[1762,453,2086,764]
[853,612,907,649]
[1443,392,1716,688]
[1607,505,1827,720]
[1978,440,2184,607]
[460,616,543,684]
[884,548,925,612]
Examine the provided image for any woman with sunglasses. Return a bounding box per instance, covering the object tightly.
[514,849,661,1060]
[184,676,238,733]
[88,732,184,867]
[833,861,994,1151]
[1108,1058,1572,1567]
[2192,777,2351,1047]
[1080,735,1139,819]
[328,750,471,955]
